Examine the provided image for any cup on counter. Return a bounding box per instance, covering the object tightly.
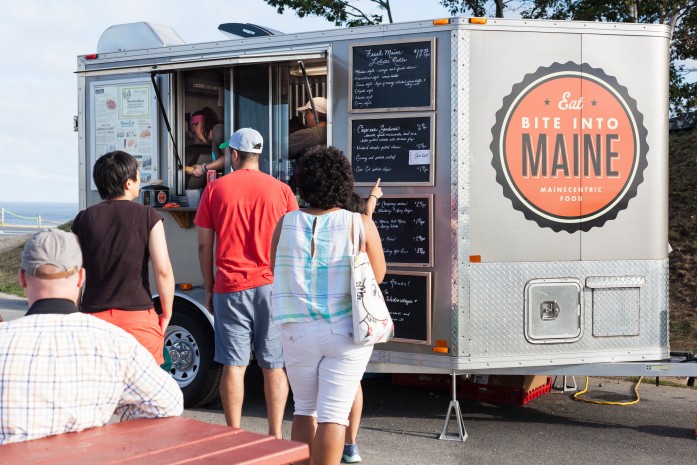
[185,189,202,208]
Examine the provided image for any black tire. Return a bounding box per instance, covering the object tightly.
[165,301,221,408]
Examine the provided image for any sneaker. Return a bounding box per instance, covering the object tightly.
[342,444,362,463]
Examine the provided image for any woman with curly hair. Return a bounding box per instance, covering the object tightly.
[270,146,385,465]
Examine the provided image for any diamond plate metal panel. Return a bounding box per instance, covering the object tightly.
[586,276,645,288]
[452,29,471,357]
[592,288,640,336]
[467,260,668,358]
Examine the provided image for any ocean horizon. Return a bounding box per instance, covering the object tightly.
[0,201,79,229]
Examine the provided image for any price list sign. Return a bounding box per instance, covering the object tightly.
[371,195,433,267]
[350,38,435,112]
[379,271,432,344]
[350,115,434,185]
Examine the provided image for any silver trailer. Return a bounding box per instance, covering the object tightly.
[76,17,688,413]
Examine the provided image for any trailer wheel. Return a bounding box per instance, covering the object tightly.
[165,302,221,408]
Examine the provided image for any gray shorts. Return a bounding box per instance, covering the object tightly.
[213,285,284,369]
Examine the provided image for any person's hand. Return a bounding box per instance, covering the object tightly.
[205,291,214,316]
[159,314,171,333]
[192,164,205,177]
[369,178,383,200]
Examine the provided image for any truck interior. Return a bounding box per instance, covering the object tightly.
[181,59,328,190]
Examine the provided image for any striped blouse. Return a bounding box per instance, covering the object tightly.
[272,209,354,323]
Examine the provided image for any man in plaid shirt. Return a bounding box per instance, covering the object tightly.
[0,229,183,445]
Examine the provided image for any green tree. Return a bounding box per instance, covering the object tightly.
[439,0,516,17]
[263,0,393,26]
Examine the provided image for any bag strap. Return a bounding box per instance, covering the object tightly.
[352,212,366,255]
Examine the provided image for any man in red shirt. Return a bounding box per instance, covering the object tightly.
[195,128,298,438]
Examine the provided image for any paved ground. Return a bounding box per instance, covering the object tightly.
[0,292,27,322]
[3,292,697,464]
[187,365,697,465]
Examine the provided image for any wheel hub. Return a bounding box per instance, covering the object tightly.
[165,325,201,388]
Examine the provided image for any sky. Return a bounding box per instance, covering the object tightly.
[0,0,452,205]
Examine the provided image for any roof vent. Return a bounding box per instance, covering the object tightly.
[97,22,185,53]
[217,23,282,39]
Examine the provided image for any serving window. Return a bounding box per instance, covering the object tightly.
[178,57,328,192]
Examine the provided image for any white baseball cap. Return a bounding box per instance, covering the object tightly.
[228,128,263,154]
[297,97,327,115]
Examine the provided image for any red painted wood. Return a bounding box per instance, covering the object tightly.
[0,417,309,465]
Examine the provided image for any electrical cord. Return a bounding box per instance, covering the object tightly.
[572,376,644,405]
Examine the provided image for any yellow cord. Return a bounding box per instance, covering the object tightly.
[572,376,643,405]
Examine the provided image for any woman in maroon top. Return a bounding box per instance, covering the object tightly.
[71,151,174,365]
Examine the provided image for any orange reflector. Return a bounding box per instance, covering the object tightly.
[469,255,481,263]
[85,53,98,59]
[469,17,487,24]
[179,283,193,291]
[433,18,450,26]
[433,341,449,354]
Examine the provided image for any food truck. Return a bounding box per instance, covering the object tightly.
[76,16,690,412]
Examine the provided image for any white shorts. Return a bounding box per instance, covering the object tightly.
[280,317,373,425]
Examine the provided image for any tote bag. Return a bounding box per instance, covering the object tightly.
[351,212,394,345]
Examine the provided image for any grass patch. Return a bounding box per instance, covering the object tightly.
[0,222,73,298]
[0,241,25,298]
[624,376,695,389]
[669,127,697,351]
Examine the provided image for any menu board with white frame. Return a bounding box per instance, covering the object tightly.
[349,38,436,112]
[350,114,435,186]
[380,271,432,344]
[371,195,433,267]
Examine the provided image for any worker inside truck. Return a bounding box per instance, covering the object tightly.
[181,59,327,191]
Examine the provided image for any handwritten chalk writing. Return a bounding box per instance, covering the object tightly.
[379,272,430,342]
[385,278,411,289]
[351,40,433,110]
[351,117,432,183]
[371,197,431,265]
[385,296,416,306]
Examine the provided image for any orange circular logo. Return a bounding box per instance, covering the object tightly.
[491,62,648,232]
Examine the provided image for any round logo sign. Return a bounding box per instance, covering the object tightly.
[157,191,167,204]
[490,62,648,232]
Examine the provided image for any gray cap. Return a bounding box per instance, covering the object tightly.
[21,229,82,279]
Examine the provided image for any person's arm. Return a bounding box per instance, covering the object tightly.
[149,220,174,332]
[211,124,225,161]
[269,216,285,273]
[193,157,224,177]
[365,178,382,217]
[197,226,216,314]
[116,340,184,420]
[362,214,386,283]
[193,125,226,176]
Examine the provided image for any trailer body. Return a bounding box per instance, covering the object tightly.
[77,18,673,406]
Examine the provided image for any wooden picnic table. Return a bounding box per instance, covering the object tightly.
[0,416,309,465]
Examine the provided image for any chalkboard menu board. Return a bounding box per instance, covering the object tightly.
[380,271,431,344]
[350,115,434,185]
[372,195,433,266]
[350,38,435,112]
